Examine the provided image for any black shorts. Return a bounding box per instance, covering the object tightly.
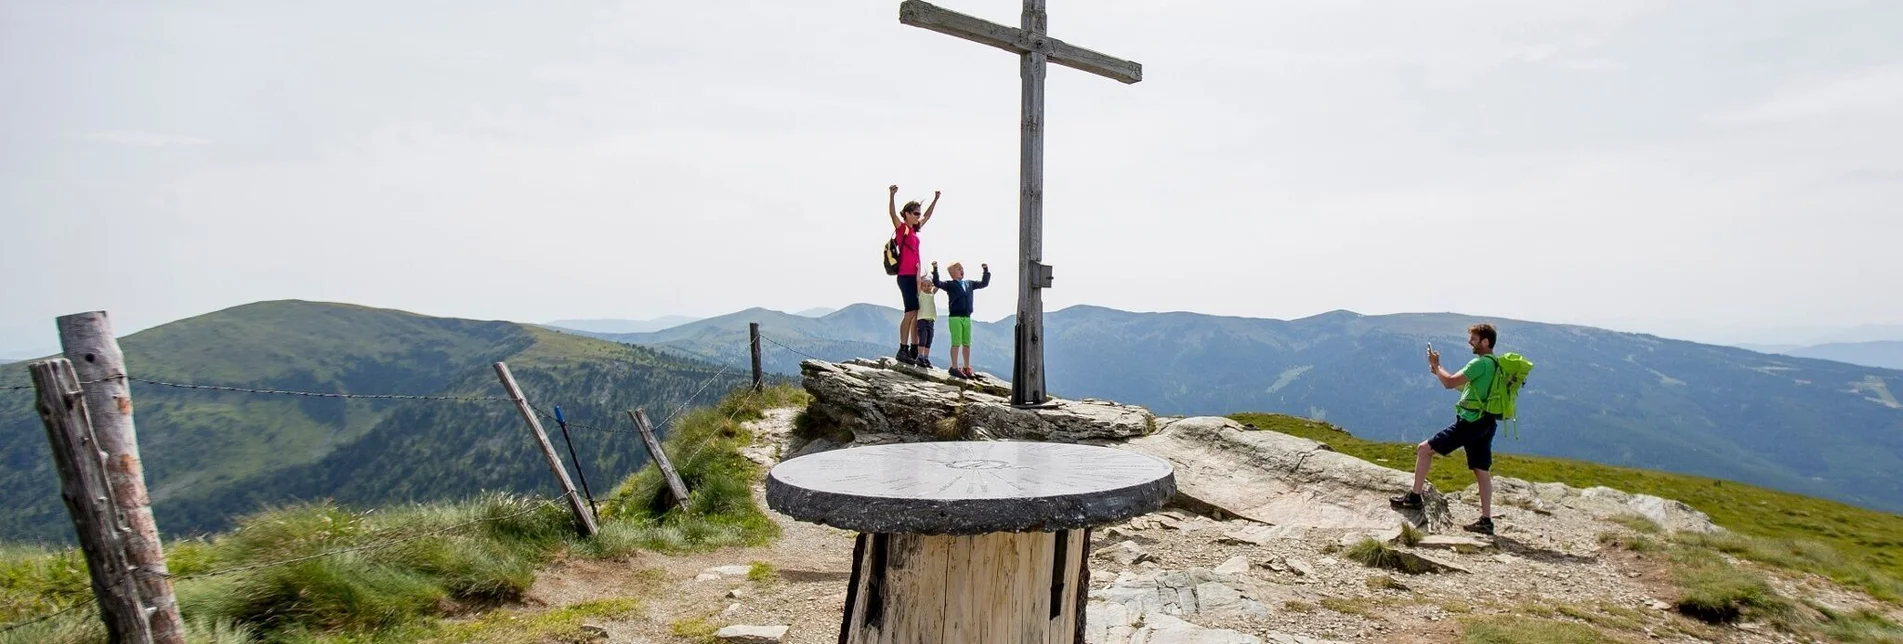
[1427,414,1499,472]
[897,274,919,312]
[915,319,935,349]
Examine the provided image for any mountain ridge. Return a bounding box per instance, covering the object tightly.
[0,300,751,542]
[569,301,1903,515]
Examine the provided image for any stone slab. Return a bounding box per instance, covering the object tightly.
[767,440,1176,534]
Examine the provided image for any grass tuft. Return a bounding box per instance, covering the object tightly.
[1397,522,1424,547]
[1318,597,1377,618]
[1609,514,1663,535]
[1365,574,1409,592]
[599,386,790,553]
[1671,558,1793,625]
[1461,615,1621,644]
[1344,538,1435,574]
[1814,604,1903,643]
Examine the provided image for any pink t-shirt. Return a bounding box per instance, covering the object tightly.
[895,224,921,275]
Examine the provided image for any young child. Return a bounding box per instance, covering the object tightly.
[931,261,990,379]
[913,275,939,369]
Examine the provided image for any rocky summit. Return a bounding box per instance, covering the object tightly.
[654,359,1892,643]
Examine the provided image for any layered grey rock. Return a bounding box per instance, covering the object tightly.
[1122,417,1455,532]
[1458,476,1721,534]
[798,359,1156,447]
[1087,568,1346,644]
[714,624,788,643]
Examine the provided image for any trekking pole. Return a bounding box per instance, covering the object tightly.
[552,406,600,520]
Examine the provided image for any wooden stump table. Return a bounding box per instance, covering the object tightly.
[766,441,1176,644]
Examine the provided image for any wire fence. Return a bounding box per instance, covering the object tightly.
[0,597,97,635]
[0,326,821,633]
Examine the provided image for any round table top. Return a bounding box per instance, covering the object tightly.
[765,441,1176,535]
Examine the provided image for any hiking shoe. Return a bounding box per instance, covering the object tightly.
[948,368,967,379]
[1463,517,1495,536]
[963,368,979,379]
[1389,492,1424,509]
[917,356,933,369]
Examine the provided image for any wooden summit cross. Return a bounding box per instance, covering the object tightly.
[899,0,1142,407]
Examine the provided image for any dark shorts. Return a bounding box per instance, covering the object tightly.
[915,319,935,349]
[897,274,919,312]
[1427,414,1499,472]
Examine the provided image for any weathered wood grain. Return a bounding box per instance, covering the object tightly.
[31,358,154,644]
[493,361,598,537]
[58,312,183,644]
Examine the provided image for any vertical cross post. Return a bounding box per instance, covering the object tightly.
[1014,0,1050,406]
[898,0,1141,407]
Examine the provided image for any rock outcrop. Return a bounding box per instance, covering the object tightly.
[1086,568,1345,644]
[1122,417,1455,532]
[798,358,1156,445]
[1453,476,1720,534]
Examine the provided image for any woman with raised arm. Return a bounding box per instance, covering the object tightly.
[887,184,939,365]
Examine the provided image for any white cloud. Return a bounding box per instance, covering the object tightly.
[77,130,211,147]
[1705,65,1903,127]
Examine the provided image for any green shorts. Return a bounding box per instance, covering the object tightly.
[948,316,973,347]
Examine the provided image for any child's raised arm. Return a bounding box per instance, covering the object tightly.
[931,262,952,290]
[974,263,991,289]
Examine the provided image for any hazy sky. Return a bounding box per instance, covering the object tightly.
[3,0,1900,354]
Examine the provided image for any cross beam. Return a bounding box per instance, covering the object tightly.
[899,1,1142,84]
[899,0,1142,407]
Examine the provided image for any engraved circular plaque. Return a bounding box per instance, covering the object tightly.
[766,441,1175,535]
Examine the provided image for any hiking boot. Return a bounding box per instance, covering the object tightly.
[917,356,933,369]
[1389,492,1424,509]
[1463,517,1495,536]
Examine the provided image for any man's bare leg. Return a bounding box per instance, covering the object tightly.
[1412,441,1434,494]
[1474,468,1493,518]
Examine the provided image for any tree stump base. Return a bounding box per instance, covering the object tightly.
[766,441,1174,644]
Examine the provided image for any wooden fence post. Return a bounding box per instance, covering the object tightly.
[56,312,184,644]
[749,322,764,392]
[493,362,598,538]
[628,408,691,510]
[30,359,154,644]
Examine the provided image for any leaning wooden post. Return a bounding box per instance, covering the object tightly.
[30,359,154,644]
[748,322,764,392]
[56,312,184,644]
[628,408,691,510]
[492,362,598,538]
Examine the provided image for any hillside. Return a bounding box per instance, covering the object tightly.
[541,316,700,335]
[579,303,1903,515]
[1781,341,1903,371]
[0,300,752,543]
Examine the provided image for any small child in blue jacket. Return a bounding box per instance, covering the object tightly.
[930,261,990,379]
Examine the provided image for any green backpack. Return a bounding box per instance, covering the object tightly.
[1469,353,1535,437]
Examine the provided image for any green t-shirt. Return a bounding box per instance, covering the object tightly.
[1455,356,1497,421]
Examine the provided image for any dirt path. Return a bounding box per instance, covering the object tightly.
[521,407,860,644]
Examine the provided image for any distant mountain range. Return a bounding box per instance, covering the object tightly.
[541,315,702,335]
[0,301,749,542]
[572,303,1903,515]
[1738,341,1903,371]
